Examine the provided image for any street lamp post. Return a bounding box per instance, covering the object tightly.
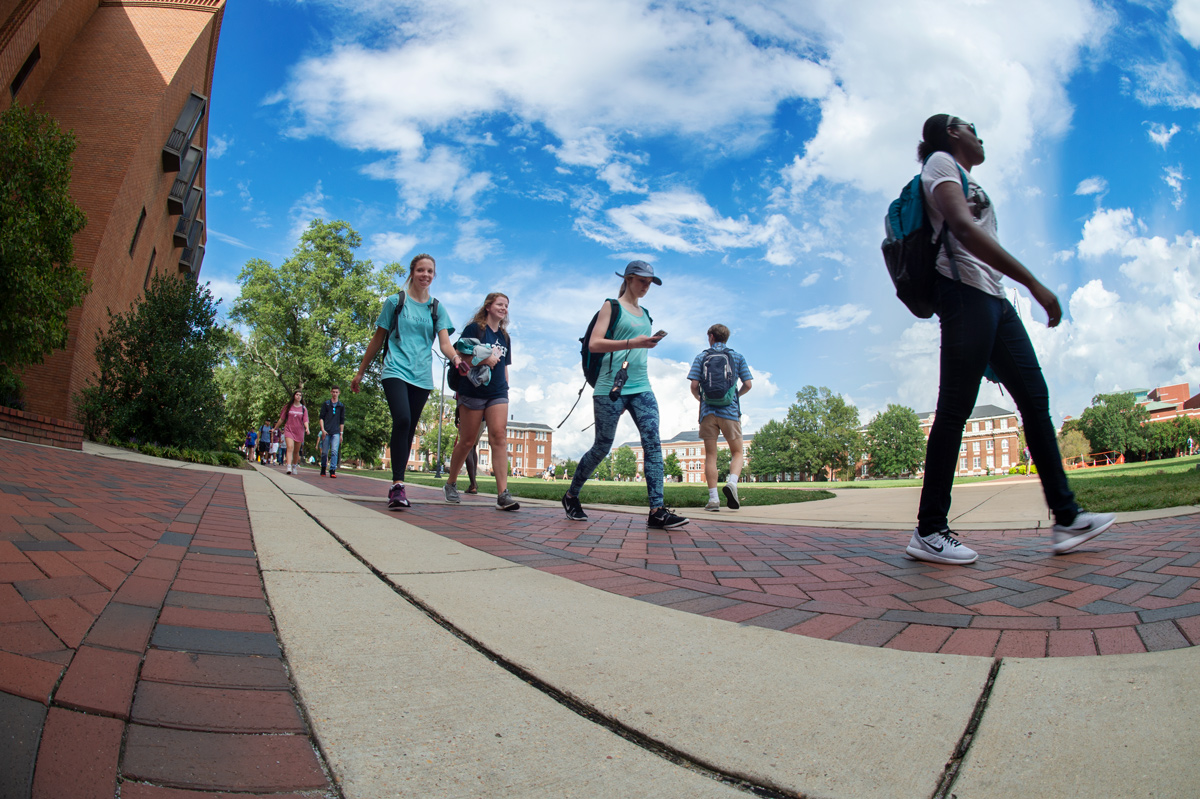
[435,352,447,477]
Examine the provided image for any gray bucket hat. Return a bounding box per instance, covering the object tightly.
[615,259,662,285]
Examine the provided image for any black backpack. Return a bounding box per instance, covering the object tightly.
[881,162,968,318]
[380,291,440,362]
[698,348,737,406]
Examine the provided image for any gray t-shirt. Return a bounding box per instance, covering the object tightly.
[921,151,1004,298]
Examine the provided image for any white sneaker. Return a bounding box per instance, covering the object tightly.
[905,528,978,565]
[722,482,740,510]
[1052,511,1115,554]
[704,499,720,512]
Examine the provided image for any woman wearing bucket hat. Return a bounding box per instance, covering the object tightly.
[560,261,689,529]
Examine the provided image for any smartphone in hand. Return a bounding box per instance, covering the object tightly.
[653,330,668,338]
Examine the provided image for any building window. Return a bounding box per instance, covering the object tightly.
[960,443,966,453]
[143,248,157,290]
[536,459,544,468]
[1001,440,1009,451]
[514,443,522,452]
[986,456,994,469]
[986,420,993,430]
[10,44,40,98]
[1002,454,1010,467]
[537,445,544,454]
[973,442,980,453]
[973,457,980,469]
[960,458,967,471]
[986,440,993,451]
[972,422,979,432]
[1000,418,1009,430]
[129,208,147,256]
[516,458,523,468]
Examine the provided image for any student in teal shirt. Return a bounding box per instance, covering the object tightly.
[561,261,688,530]
[352,253,459,510]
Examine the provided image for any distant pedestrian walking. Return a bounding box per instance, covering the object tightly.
[318,386,346,478]
[351,254,459,510]
[257,421,271,462]
[561,261,688,529]
[688,324,753,511]
[904,114,1113,565]
[277,389,310,475]
[442,292,518,511]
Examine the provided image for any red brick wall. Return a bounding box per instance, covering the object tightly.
[12,1,222,421]
[0,0,98,114]
[0,406,84,450]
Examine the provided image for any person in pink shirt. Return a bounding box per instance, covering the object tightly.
[276,389,310,475]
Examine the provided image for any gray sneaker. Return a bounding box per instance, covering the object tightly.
[496,490,520,511]
[443,483,461,504]
[704,499,720,512]
[1052,511,1114,554]
[722,482,740,510]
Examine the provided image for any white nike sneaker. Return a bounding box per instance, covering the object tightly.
[905,528,978,565]
[1052,511,1115,554]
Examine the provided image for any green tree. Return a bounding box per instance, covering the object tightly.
[716,447,732,482]
[746,419,790,480]
[865,404,925,478]
[1078,392,1148,457]
[663,451,683,481]
[565,458,579,478]
[613,445,638,479]
[1,103,89,397]
[229,219,403,400]
[75,274,229,449]
[785,386,862,479]
[1057,428,1092,463]
[596,454,613,480]
[417,390,456,468]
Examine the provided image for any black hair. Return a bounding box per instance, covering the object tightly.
[917,113,955,162]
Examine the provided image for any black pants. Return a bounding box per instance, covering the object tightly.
[382,378,430,482]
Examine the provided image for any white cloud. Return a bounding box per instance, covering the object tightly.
[208,134,232,159]
[369,231,419,263]
[452,218,500,263]
[1147,122,1182,148]
[796,303,871,332]
[1074,176,1108,196]
[1077,207,1137,258]
[363,147,492,220]
[1163,165,1186,209]
[776,0,1108,203]
[289,181,329,242]
[1176,0,1200,47]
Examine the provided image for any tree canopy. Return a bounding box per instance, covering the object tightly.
[0,103,89,392]
[1078,393,1148,457]
[613,445,638,479]
[784,385,862,479]
[75,274,229,450]
[663,451,682,480]
[864,404,925,478]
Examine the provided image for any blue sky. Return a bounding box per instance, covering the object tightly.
[204,0,1200,458]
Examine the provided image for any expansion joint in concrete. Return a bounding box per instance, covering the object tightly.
[931,657,1003,799]
[269,481,804,799]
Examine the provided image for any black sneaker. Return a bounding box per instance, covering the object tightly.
[561,493,587,521]
[648,506,689,529]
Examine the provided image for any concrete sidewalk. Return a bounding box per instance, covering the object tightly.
[3,438,1198,798]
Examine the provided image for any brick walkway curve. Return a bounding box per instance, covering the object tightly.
[309,470,1200,659]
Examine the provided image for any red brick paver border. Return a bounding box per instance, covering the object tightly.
[304,468,1200,659]
[0,439,333,799]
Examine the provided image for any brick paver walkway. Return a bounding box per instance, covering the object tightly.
[0,439,332,799]
[307,469,1200,659]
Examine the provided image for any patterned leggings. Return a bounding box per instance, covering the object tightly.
[569,392,664,508]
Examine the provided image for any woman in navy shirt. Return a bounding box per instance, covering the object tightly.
[443,292,519,511]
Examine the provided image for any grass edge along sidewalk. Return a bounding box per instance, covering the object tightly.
[307,468,835,508]
[310,454,1200,512]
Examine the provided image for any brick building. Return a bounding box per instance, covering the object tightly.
[1131,383,1200,422]
[479,421,553,477]
[621,430,756,482]
[3,0,225,421]
[916,404,1021,475]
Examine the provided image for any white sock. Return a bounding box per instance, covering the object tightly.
[709,488,718,502]
[728,473,739,485]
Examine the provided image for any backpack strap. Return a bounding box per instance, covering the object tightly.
[930,164,971,282]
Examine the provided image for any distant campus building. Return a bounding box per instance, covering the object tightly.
[3,0,225,421]
[383,420,554,476]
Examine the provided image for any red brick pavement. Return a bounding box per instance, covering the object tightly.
[0,439,332,799]
[305,468,1200,660]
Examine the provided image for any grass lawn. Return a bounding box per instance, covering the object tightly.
[1065,456,1200,512]
[320,467,835,507]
